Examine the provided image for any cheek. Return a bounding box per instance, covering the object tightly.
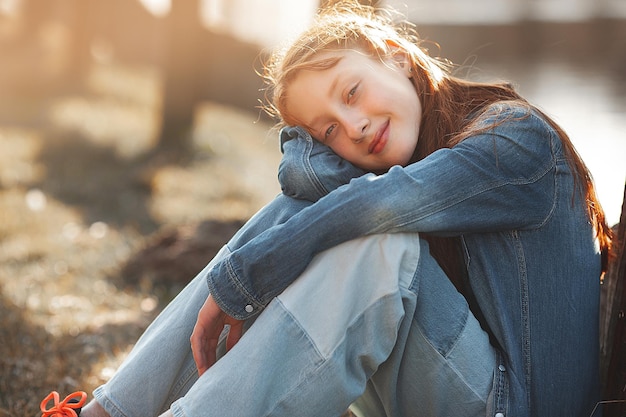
[330,143,353,160]
[395,135,419,164]
[328,142,364,166]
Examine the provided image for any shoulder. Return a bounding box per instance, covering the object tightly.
[460,101,559,179]
[473,101,555,136]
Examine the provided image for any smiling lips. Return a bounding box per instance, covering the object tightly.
[368,120,390,154]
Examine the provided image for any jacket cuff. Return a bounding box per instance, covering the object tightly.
[205,256,263,320]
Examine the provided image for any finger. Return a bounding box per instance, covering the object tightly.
[205,329,219,370]
[190,321,209,376]
[191,296,223,375]
[225,320,244,351]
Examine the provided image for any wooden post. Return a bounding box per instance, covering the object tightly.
[600,183,626,416]
[159,0,203,148]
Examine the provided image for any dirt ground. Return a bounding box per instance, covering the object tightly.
[0,63,283,416]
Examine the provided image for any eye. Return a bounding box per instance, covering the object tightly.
[324,124,337,140]
[347,84,358,102]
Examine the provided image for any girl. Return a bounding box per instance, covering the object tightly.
[42,1,611,416]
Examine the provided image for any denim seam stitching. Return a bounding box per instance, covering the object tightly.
[493,350,510,413]
[302,135,329,198]
[223,256,264,308]
[512,229,532,406]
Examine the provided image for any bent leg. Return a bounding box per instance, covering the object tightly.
[171,234,495,417]
[171,233,419,417]
[94,232,495,417]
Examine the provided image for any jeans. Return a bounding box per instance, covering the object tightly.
[93,233,496,417]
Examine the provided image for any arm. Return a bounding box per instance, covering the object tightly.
[226,126,366,251]
[278,125,366,202]
[192,127,364,373]
[207,106,563,319]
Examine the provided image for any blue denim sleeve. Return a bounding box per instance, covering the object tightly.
[208,105,561,319]
[278,126,366,202]
[206,127,365,317]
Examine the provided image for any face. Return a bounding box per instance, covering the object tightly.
[284,49,422,171]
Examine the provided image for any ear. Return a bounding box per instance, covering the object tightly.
[385,39,412,77]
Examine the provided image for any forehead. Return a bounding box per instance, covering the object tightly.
[282,50,380,120]
[283,52,347,126]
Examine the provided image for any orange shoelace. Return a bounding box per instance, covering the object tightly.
[40,391,87,417]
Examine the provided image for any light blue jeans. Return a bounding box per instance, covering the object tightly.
[93,232,496,417]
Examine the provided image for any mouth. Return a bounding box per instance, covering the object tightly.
[368,120,390,154]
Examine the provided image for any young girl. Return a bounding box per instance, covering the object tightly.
[42,1,612,416]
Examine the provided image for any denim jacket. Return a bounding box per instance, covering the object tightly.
[206,104,602,416]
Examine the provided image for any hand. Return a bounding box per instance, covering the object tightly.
[190,295,245,376]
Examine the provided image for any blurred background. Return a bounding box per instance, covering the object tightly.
[0,1,624,415]
[3,0,623,223]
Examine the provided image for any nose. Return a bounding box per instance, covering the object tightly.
[342,110,369,143]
